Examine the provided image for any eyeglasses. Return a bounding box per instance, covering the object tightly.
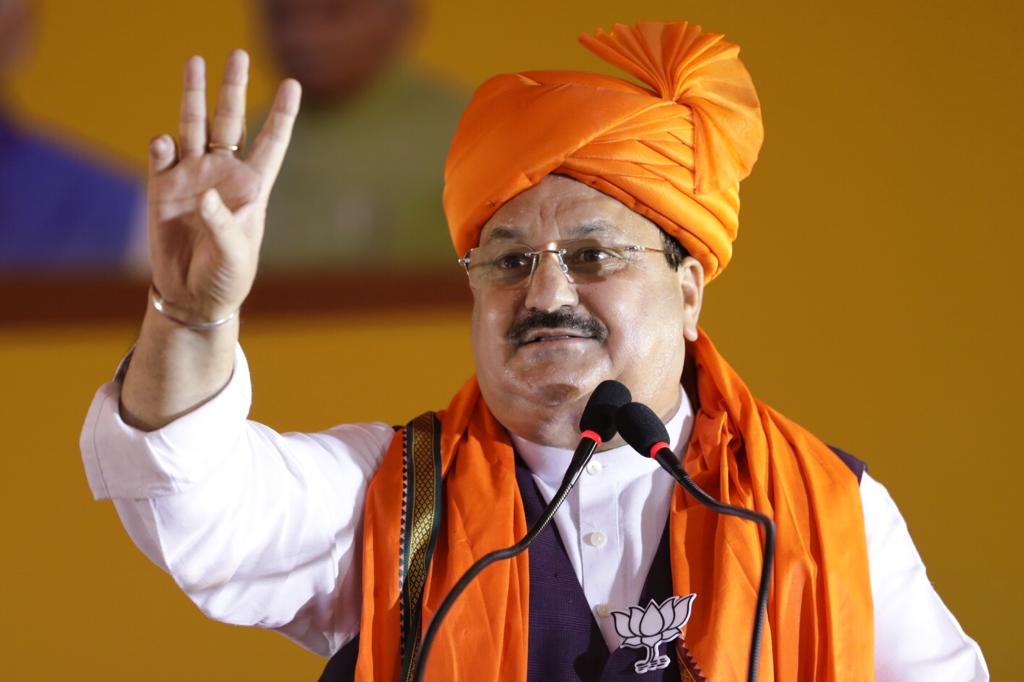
[458,238,667,289]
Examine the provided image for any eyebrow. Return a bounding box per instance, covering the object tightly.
[485,226,522,242]
[574,219,620,238]
[482,219,623,244]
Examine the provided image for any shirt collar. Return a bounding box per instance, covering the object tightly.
[511,386,694,487]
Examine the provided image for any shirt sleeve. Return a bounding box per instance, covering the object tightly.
[79,345,394,657]
[863,471,989,681]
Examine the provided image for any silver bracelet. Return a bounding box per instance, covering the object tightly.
[150,287,239,330]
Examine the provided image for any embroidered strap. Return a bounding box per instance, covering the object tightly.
[398,412,444,682]
[677,640,708,682]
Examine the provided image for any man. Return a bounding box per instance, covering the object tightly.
[254,0,465,270]
[80,22,986,680]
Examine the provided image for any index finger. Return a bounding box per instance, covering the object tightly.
[246,78,302,193]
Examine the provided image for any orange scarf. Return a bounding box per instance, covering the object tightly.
[355,330,873,681]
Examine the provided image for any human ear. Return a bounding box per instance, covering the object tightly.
[677,257,704,342]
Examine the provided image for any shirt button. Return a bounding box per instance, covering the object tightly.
[585,460,604,476]
[595,604,612,618]
[586,531,608,548]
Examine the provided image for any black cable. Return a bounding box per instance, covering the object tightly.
[410,437,597,682]
[652,451,776,682]
[616,401,776,682]
[410,379,631,681]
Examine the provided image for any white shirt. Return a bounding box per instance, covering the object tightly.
[510,399,688,651]
[80,345,988,680]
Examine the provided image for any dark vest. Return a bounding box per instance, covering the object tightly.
[320,447,865,681]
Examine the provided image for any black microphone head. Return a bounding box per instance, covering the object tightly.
[615,402,671,457]
[579,380,632,442]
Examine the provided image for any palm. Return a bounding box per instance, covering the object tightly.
[146,51,300,322]
[150,156,262,303]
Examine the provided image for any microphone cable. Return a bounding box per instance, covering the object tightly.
[615,401,777,682]
[410,380,632,682]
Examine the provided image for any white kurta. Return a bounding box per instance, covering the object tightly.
[80,345,988,680]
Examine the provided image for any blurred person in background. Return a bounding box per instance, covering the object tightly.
[0,0,145,272]
[254,0,465,271]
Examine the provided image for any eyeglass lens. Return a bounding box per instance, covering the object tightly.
[464,240,646,287]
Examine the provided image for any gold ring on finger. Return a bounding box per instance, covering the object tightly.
[207,141,240,152]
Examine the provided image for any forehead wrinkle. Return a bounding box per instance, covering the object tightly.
[482,218,626,248]
[570,219,623,239]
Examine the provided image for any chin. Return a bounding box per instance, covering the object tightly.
[527,381,588,406]
[510,367,608,408]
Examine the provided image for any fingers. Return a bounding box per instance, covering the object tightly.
[247,78,302,192]
[199,188,234,234]
[179,56,207,158]
[148,134,177,177]
[197,188,248,263]
[209,49,249,153]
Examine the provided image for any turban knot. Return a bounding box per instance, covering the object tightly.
[443,21,764,281]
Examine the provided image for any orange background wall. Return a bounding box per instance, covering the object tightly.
[2,0,1019,679]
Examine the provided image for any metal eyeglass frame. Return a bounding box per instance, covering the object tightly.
[457,242,667,287]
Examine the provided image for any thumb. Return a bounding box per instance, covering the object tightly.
[198,188,234,233]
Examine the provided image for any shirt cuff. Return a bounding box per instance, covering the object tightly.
[80,344,251,500]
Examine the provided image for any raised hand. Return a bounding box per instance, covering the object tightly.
[146,50,301,323]
[119,52,301,431]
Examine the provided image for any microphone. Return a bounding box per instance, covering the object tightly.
[615,402,776,682]
[411,380,632,682]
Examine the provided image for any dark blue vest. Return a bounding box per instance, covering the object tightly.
[515,455,693,681]
[320,447,864,681]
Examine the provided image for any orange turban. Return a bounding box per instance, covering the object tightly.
[443,21,764,282]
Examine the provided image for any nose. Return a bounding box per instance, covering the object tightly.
[524,251,579,312]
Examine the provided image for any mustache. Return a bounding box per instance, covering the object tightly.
[507,309,609,346]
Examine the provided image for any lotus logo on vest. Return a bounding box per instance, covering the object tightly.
[611,594,697,674]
